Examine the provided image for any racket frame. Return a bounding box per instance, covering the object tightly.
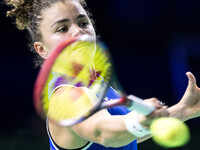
[33,35,110,126]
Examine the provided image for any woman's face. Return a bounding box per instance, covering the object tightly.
[34,0,96,58]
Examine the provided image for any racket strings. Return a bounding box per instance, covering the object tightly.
[40,40,113,123]
[93,44,112,83]
[54,42,95,81]
[48,87,98,120]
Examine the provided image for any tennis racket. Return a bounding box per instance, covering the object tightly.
[33,34,155,127]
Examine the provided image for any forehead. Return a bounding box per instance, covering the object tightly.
[41,1,87,24]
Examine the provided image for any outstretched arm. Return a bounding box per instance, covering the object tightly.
[49,86,169,149]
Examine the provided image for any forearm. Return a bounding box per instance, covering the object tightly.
[167,103,188,122]
[72,97,170,147]
[95,115,137,147]
[71,110,137,147]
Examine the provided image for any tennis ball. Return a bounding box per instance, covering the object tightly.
[150,117,190,148]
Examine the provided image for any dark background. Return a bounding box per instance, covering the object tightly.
[1,0,200,149]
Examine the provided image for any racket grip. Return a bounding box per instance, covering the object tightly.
[126,95,155,116]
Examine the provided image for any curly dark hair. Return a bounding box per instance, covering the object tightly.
[5,0,94,67]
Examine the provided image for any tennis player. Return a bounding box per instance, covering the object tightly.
[5,0,200,150]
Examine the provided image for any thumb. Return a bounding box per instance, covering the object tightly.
[186,72,196,89]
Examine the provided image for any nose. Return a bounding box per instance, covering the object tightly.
[70,24,84,37]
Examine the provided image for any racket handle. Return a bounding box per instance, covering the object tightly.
[126,95,155,116]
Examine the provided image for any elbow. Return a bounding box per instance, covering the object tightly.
[96,131,130,148]
[100,138,132,148]
[94,129,113,147]
[93,119,135,147]
[99,137,114,148]
[102,140,112,148]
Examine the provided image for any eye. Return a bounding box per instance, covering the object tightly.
[56,26,68,33]
[79,20,89,28]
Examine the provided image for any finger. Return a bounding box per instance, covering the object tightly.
[154,102,165,109]
[149,98,166,108]
[158,101,165,106]
[162,106,168,109]
[151,107,169,119]
[159,107,169,117]
[186,72,196,88]
[147,106,169,120]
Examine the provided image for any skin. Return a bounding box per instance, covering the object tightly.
[34,1,96,59]
[168,72,200,121]
[33,0,200,149]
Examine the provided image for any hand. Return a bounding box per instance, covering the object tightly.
[138,98,169,127]
[178,72,200,120]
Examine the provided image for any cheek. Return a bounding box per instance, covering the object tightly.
[43,34,65,53]
[40,29,66,52]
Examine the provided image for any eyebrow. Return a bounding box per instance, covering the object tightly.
[51,19,69,28]
[50,14,87,28]
[76,14,87,20]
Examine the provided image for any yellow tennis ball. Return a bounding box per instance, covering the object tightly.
[150,117,190,148]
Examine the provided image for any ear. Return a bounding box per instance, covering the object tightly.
[34,42,49,59]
